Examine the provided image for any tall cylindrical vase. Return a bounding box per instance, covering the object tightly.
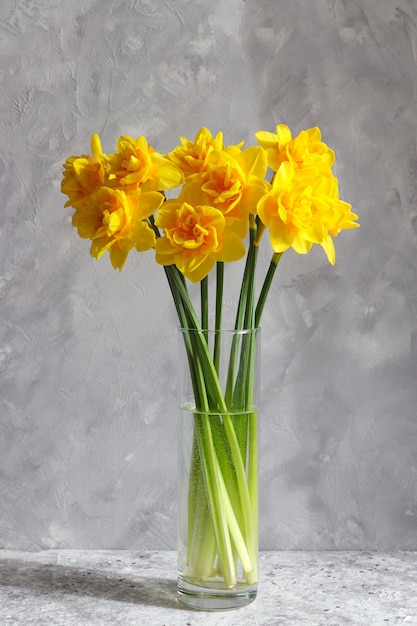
[177,327,260,611]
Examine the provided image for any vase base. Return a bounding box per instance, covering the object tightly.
[177,576,257,611]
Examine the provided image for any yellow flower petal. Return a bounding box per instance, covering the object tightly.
[90,133,103,163]
[133,190,165,220]
[268,217,294,252]
[109,247,130,271]
[291,235,313,255]
[276,124,292,149]
[254,130,277,149]
[90,236,114,260]
[130,220,156,252]
[240,178,270,215]
[215,231,246,262]
[320,234,336,265]
[179,255,215,283]
[236,146,267,179]
[140,161,184,192]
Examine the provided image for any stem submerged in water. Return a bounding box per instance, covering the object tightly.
[178,327,259,588]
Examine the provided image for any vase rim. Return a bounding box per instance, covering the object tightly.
[178,326,260,333]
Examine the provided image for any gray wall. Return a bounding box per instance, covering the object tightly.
[1,0,417,551]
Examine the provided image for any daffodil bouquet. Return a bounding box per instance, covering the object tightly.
[61,125,359,603]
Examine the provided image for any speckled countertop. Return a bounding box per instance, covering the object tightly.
[0,550,416,625]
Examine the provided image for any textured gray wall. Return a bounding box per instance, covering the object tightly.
[1,0,417,551]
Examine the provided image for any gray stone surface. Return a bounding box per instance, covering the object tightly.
[0,550,416,625]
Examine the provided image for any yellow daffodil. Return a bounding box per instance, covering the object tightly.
[154,198,245,282]
[107,135,184,192]
[255,124,335,173]
[257,161,359,264]
[167,127,225,180]
[180,146,269,237]
[167,126,249,181]
[61,133,106,208]
[72,186,162,270]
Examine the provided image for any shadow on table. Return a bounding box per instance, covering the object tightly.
[0,556,181,610]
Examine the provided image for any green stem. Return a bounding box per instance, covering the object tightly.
[213,262,224,372]
[255,252,282,327]
[213,445,256,583]
[200,276,208,331]
[234,217,258,331]
[194,413,236,588]
[247,410,258,579]
[186,434,217,579]
[226,220,258,484]
[226,217,258,406]
[243,218,259,330]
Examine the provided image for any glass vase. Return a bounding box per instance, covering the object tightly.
[177,327,260,611]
